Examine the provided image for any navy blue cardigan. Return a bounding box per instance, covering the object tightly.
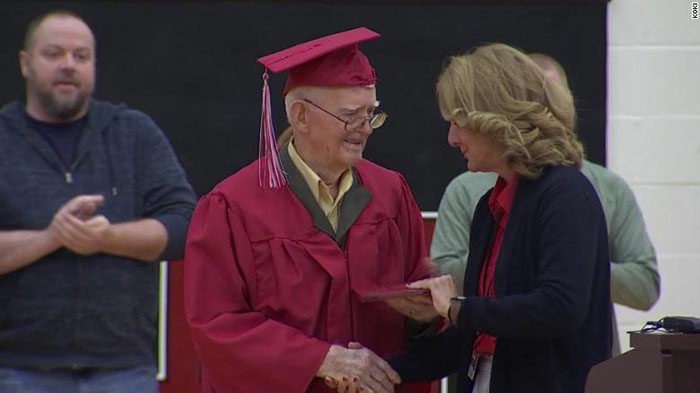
[391,165,612,393]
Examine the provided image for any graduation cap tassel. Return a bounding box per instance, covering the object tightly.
[258,71,287,189]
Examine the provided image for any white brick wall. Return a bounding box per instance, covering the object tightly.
[608,0,700,352]
[609,0,700,45]
[608,117,700,183]
[608,48,700,115]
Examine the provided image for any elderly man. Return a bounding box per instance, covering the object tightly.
[0,10,196,392]
[184,28,435,393]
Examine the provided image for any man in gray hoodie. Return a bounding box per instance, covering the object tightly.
[0,10,195,393]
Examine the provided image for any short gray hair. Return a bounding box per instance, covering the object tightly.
[284,86,326,121]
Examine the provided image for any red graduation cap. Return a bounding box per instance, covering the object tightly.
[255,27,380,189]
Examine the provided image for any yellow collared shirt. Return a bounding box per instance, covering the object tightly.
[288,140,353,231]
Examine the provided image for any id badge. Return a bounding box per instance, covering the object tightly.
[467,352,479,381]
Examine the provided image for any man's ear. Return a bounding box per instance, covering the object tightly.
[289,100,308,134]
[19,51,30,78]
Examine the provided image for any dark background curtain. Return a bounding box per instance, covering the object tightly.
[0,1,607,210]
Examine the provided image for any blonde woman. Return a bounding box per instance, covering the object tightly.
[388,44,612,393]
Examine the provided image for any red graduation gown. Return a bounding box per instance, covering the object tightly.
[184,154,432,393]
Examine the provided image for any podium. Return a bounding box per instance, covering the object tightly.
[586,332,700,393]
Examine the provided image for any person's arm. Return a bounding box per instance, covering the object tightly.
[389,326,468,383]
[430,173,494,292]
[97,218,168,261]
[0,229,61,274]
[1,194,103,273]
[184,194,335,393]
[131,112,196,261]
[47,194,168,262]
[606,179,659,310]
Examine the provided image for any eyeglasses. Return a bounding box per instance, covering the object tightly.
[303,99,387,132]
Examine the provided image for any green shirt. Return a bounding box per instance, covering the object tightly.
[431,160,660,354]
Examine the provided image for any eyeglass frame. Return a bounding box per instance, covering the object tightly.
[302,99,387,132]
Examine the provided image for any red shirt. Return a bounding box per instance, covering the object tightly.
[473,176,518,355]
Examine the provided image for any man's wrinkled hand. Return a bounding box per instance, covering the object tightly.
[318,342,400,393]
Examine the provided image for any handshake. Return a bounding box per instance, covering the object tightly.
[317,342,401,393]
[316,275,460,393]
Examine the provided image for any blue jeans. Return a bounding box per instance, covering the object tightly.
[0,366,158,393]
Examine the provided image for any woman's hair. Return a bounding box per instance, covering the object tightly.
[436,43,583,179]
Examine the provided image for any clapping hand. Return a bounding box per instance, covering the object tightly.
[49,195,111,255]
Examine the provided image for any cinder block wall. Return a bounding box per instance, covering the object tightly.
[607,0,700,351]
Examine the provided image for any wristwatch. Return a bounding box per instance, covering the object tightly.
[447,296,466,324]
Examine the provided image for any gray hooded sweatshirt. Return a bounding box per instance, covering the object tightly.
[0,99,195,369]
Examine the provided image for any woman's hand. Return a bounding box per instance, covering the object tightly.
[384,294,438,322]
[408,275,458,318]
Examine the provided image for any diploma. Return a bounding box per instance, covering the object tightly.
[355,285,430,303]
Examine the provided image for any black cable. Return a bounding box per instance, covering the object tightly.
[629,318,665,334]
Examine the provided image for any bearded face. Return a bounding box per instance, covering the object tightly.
[27,61,92,120]
[20,15,96,122]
